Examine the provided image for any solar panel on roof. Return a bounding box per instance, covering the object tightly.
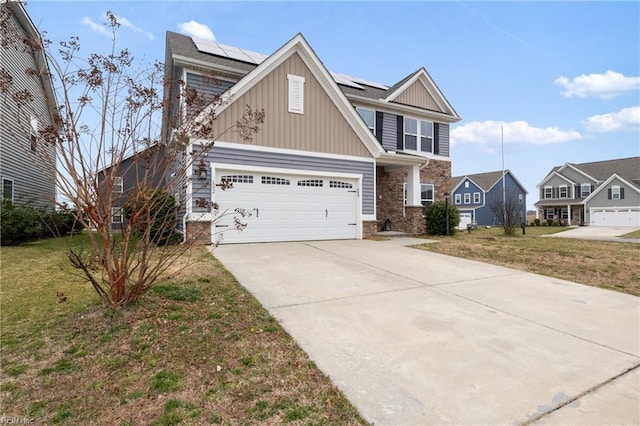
[350,76,388,90]
[330,72,364,89]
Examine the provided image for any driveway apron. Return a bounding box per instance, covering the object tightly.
[213,239,640,425]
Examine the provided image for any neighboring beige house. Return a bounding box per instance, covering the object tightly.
[534,157,640,227]
[162,32,461,244]
[0,1,58,210]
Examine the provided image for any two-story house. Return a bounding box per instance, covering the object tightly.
[0,1,58,210]
[534,157,640,227]
[162,32,461,244]
[451,170,527,229]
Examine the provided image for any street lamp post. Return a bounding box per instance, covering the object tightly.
[444,191,450,236]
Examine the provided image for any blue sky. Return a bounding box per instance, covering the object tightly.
[26,1,640,210]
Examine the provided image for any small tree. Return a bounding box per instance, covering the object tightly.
[424,202,460,236]
[487,189,522,236]
[1,5,264,307]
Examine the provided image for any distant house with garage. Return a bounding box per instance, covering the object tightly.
[161,31,461,244]
[534,157,640,227]
[0,1,58,210]
[451,170,527,229]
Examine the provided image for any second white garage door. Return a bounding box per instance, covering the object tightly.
[213,169,359,244]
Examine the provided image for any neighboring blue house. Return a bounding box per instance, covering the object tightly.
[451,170,527,229]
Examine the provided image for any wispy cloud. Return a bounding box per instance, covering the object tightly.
[81,14,154,40]
[451,120,582,150]
[583,106,640,133]
[178,20,215,41]
[555,70,640,99]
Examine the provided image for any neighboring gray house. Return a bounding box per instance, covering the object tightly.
[162,31,461,244]
[534,157,640,227]
[451,170,527,229]
[0,1,57,210]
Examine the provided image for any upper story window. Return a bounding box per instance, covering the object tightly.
[464,193,470,204]
[455,193,461,204]
[473,192,480,203]
[611,185,621,200]
[581,183,591,197]
[559,185,568,198]
[518,194,523,204]
[112,207,123,224]
[30,115,38,152]
[2,178,14,202]
[403,117,433,153]
[287,74,305,114]
[544,186,552,199]
[113,176,123,193]
[464,181,469,188]
[356,108,375,134]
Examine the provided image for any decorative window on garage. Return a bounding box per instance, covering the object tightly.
[221,175,253,183]
[297,179,323,187]
[329,180,353,189]
[262,176,290,185]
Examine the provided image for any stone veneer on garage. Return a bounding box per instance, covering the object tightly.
[375,159,452,234]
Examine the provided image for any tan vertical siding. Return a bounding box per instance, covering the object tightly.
[394,80,443,112]
[213,53,372,158]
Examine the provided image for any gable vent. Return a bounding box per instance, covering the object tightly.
[288,74,305,114]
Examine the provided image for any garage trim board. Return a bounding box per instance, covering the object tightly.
[590,207,640,227]
[211,164,362,244]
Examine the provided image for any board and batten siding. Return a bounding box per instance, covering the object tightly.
[0,7,56,209]
[211,52,372,158]
[393,80,443,113]
[188,145,375,216]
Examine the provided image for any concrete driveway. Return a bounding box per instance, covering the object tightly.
[547,226,640,243]
[214,239,640,425]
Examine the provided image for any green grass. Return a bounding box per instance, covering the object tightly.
[0,235,367,425]
[620,229,640,238]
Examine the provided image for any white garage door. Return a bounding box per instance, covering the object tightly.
[591,208,640,227]
[213,169,359,244]
[458,213,472,230]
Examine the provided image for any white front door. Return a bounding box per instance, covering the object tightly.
[213,169,359,244]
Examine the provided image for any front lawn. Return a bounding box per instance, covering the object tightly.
[0,235,367,425]
[417,226,640,296]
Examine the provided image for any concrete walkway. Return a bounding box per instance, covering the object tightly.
[546,226,640,243]
[213,239,640,425]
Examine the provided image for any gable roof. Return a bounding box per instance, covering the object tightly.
[539,157,640,190]
[184,33,386,158]
[5,1,59,130]
[583,173,640,204]
[452,170,528,194]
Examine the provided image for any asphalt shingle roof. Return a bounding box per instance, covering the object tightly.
[452,170,511,191]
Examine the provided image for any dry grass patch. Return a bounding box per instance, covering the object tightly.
[416,228,640,296]
[1,235,367,425]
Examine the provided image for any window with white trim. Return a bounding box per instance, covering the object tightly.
[356,107,375,134]
[30,115,38,152]
[612,185,620,200]
[544,186,552,199]
[403,117,433,153]
[221,175,253,183]
[112,207,123,224]
[559,185,568,198]
[2,178,14,202]
[287,74,305,114]
[421,184,434,206]
[545,208,554,219]
[473,192,480,203]
[464,181,469,188]
[464,193,470,204]
[561,208,569,219]
[455,193,461,204]
[518,194,523,204]
[113,176,123,193]
[581,183,591,197]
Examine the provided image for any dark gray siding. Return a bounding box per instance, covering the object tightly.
[185,72,235,117]
[192,145,375,215]
[381,112,398,151]
[438,123,450,157]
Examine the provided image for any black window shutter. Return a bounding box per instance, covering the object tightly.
[375,111,383,143]
[608,188,612,199]
[434,123,440,155]
[396,115,404,150]
[591,184,594,192]
[621,187,625,199]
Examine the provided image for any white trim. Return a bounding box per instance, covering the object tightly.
[349,95,462,124]
[210,140,375,163]
[454,193,461,205]
[583,173,640,204]
[356,106,376,135]
[2,177,14,203]
[210,163,363,239]
[186,141,194,216]
[536,170,576,188]
[173,54,249,79]
[287,74,305,114]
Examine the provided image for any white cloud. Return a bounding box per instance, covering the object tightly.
[451,120,582,149]
[178,20,215,41]
[555,70,640,99]
[115,15,155,41]
[81,17,110,36]
[583,106,640,133]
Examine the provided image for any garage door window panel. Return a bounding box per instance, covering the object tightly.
[297,179,323,187]
[262,176,290,185]
[330,180,353,189]
[221,175,254,183]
